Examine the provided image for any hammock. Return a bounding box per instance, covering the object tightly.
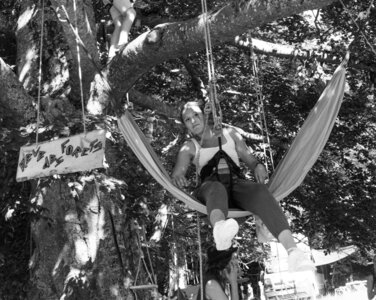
[117,60,347,223]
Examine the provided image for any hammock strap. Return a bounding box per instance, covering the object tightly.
[194,105,210,186]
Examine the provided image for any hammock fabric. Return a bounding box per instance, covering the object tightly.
[117,61,346,239]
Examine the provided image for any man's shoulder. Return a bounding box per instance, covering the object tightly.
[181,139,198,156]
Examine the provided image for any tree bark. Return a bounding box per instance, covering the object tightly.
[0,58,35,124]
[236,37,345,64]
[28,176,142,300]
[16,0,40,92]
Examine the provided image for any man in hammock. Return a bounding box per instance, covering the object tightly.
[171,101,315,273]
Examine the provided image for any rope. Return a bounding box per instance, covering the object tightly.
[134,228,157,285]
[194,108,210,186]
[72,0,87,135]
[126,92,133,110]
[36,3,89,139]
[132,229,158,300]
[339,0,376,57]
[36,0,45,145]
[29,179,41,279]
[59,6,107,80]
[130,285,158,290]
[200,0,222,133]
[196,213,204,300]
[140,226,157,284]
[248,34,275,171]
[194,0,224,184]
[108,210,126,277]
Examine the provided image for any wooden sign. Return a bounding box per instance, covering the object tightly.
[16,130,106,182]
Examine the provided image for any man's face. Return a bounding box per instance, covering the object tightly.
[182,105,205,135]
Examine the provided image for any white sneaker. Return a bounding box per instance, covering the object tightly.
[288,248,316,273]
[213,219,239,250]
[108,46,117,59]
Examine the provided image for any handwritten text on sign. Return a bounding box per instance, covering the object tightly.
[16,130,106,182]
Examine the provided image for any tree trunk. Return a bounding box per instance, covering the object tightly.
[28,175,146,300]
[16,0,40,92]
[0,58,35,123]
[14,1,145,298]
[50,0,100,104]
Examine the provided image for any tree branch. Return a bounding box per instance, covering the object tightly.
[94,0,336,113]
[0,58,35,124]
[235,37,345,64]
[129,89,179,118]
[235,37,376,72]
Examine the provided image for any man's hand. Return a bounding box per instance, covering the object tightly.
[224,260,239,284]
[254,164,268,184]
[171,174,189,188]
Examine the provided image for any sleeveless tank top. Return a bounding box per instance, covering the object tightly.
[191,129,240,173]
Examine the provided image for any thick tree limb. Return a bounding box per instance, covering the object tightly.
[236,37,345,64]
[234,37,376,73]
[0,58,35,124]
[129,89,179,118]
[91,0,336,113]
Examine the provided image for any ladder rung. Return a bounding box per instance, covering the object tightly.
[130,284,158,290]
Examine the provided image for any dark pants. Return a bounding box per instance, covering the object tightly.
[196,174,290,239]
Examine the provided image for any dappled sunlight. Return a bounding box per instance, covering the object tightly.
[84,192,106,262]
[86,97,103,115]
[17,5,37,31]
[110,284,121,298]
[47,67,69,93]
[52,244,70,277]
[75,239,90,265]
[18,48,37,85]
[64,211,90,265]
[64,184,106,265]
